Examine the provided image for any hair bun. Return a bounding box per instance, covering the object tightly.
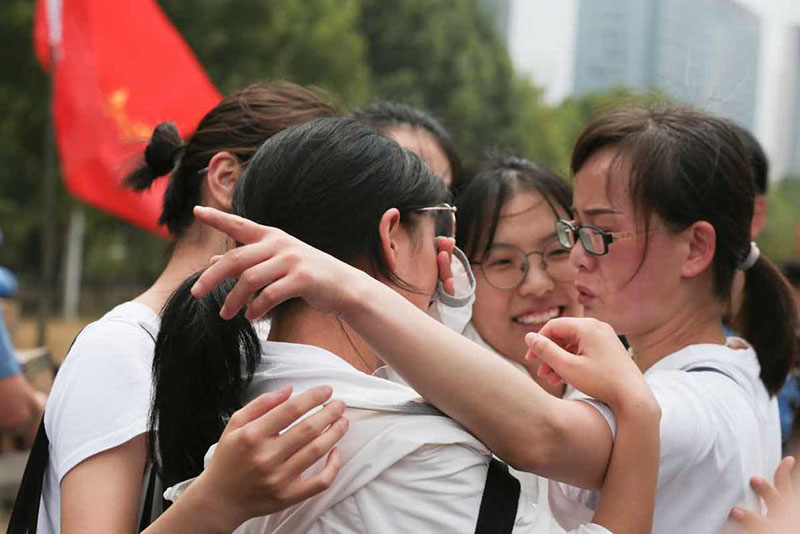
[145,122,184,176]
[124,122,184,191]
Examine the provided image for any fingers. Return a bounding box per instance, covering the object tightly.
[774,456,795,498]
[729,506,765,530]
[219,258,288,319]
[249,386,337,438]
[751,476,784,513]
[525,332,579,377]
[437,250,455,296]
[223,386,294,437]
[281,446,343,504]
[244,277,304,320]
[275,400,347,462]
[193,206,266,245]
[193,242,277,300]
[279,416,349,482]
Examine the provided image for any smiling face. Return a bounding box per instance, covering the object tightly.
[570,146,691,336]
[470,190,581,366]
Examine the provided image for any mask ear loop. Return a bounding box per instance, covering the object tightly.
[435,245,476,307]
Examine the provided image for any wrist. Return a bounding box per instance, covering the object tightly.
[609,388,661,423]
[179,473,244,534]
[339,269,379,321]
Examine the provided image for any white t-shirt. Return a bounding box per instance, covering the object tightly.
[549,339,781,534]
[38,301,160,534]
[166,341,612,534]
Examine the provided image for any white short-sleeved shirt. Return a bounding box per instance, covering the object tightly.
[166,341,611,534]
[549,340,781,534]
[38,301,160,534]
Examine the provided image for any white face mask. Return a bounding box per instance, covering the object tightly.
[427,245,476,334]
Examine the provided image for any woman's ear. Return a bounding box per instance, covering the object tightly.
[205,152,242,211]
[680,221,716,279]
[378,208,402,272]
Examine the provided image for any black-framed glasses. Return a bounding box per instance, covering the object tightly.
[555,219,635,257]
[472,243,576,289]
[414,204,457,238]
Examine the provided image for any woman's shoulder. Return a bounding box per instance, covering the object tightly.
[67,301,159,362]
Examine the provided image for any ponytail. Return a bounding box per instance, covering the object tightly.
[734,257,798,395]
[125,122,184,191]
[148,271,260,487]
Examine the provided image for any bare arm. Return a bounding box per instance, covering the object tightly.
[61,386,346,534]
[527,322,661,534]
[192,208,617,488]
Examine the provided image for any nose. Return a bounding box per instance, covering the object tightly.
[569,238,596,272]
[518,261,555,297]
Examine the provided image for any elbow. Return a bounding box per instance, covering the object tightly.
[494,420,563,475]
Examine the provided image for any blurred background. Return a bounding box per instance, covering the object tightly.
[0,0,798,361]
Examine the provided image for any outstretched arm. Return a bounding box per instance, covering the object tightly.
[191,208,624,489]
[527,321,661,534]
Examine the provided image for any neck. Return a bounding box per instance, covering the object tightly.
[268,302,383,374]
[627,298,726,372]
[135,222,231,313]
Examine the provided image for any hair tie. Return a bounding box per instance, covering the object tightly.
[738,241,760,271]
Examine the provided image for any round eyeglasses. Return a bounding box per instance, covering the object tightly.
[413,204,457,238]
[472,243,576,289]
[555,219,636,257]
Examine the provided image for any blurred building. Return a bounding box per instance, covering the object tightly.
[573,0,760,129]
[788,26,800,175]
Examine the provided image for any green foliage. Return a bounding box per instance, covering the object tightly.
[758,176,800,263]
[161,0,370,106]
[1,0,796,314]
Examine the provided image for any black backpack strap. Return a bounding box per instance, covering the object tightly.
[7,321,164,533]
[685,366,737,382]
[6,421,49,534]
[474,458,520,534]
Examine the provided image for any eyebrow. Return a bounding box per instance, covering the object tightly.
[572,207,623,217]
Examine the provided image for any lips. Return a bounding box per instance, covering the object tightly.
[575,283,595,305]
[513,306,564,330]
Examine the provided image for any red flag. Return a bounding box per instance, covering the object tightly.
[34,0,221,236]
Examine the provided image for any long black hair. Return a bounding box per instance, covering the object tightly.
[149,117,447,486]
[572,106,797,395]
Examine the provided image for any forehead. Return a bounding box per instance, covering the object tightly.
[493,190,563,243]
[573,146,632,214]
[386,125,452,185]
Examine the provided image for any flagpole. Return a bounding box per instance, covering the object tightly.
[36,45,58,347]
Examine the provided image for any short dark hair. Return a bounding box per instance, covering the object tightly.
[572,106,797,395]
[125,81,339,236]
[353,101,464,187]
[455,151,572,261]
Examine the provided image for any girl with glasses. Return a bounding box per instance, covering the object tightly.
[194,106,798,533]
[455,153,580,397]
[161,116,662,533]
[26,82,348,534]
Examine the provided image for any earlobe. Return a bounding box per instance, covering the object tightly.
[205,152,242,211]
[378,208,402,272]
[681,221,716,278]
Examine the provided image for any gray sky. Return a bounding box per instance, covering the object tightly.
[511,0,800,177]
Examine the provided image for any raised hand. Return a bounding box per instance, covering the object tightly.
[524,317,649,411]
[187,385,348,531]
[731,456,798,534]
[191,206,364,320]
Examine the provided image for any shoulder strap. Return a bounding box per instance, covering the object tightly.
[7,319,163,533]
[685,366,737,383]
[6,421,48,534]
[473,458,520,534]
